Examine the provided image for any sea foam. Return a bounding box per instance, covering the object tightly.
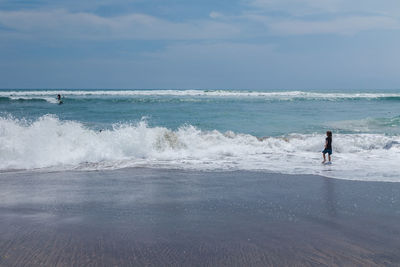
[1,90,400,101]
[1,115,399,181]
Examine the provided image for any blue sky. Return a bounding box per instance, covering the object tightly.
[0,0,399,89]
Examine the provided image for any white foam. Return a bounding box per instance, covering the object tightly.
[1,90,400,100]
[1,115,399,182]
[8,96,59,104]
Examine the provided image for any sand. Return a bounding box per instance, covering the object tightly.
[0,168,399,266]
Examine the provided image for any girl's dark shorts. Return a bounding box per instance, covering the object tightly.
[322,149,332,155]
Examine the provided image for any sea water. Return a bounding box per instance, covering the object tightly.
[0,89,399,181]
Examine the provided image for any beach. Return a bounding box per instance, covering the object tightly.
[2,0,400,264]
[1,168,399,266]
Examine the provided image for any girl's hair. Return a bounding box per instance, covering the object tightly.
[326,131,332,137]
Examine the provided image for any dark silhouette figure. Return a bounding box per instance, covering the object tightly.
[57,94,63,105]
[322,131,332,164]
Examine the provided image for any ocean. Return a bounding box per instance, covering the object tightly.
[0,89,399,181]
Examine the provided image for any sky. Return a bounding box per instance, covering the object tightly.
[0,0,399,90]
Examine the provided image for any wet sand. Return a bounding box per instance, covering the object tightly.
[0,168,399,266]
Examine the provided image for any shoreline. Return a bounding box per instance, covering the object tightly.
[1,168,399,266]
[2,166,400,183]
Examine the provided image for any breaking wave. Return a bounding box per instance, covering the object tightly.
[1,115,399,182]
[1,90,400,102]
[0,96,59,104]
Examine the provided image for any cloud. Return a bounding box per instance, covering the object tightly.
[0,9,241,40]
[0,0,143,12]
[1,2,399,42]
[209,11,224,19]
[268,16,400,35]
[247,0,339,15]
[246,0,400,16]
[240,0,400,35]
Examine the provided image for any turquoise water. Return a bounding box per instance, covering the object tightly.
[0,89,399,181]
[1,89,399,135]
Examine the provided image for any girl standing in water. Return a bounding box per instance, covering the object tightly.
[322,131,332,164]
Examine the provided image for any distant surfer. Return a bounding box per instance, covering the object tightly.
[322,131,332,164]
[57,94,63,104]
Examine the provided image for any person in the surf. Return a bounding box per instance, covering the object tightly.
[322,131,332,164]
[57,94,63,104]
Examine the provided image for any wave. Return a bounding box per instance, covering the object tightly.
[1,115,399,182]
[1,90,400,101]
[328,116,400,134]
[0,96,59,104]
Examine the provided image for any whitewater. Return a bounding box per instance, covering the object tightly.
[1,89,399,181]
[2,89,400,102]
[1,115,399,182]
